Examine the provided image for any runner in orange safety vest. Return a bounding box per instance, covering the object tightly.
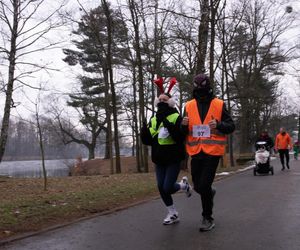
[181,73,235,232]
[185,98,227,156]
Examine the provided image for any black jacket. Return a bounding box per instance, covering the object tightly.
[255,136,274,151]
[140,108,186,166]
[182,96,235,158]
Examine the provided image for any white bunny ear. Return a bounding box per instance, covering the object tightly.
[154,97,159,107]
[167,97,176,108]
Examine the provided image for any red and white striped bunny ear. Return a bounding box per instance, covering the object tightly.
[153,76,165,94]
[166,77,177,94]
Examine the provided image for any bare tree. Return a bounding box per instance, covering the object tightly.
[218,0,295,153]
[126,0,183,172]
[127,0,149,172]
[0,0,66,163]
[35,101,47,191]
[57,118,103,160]
[10,87,49,190]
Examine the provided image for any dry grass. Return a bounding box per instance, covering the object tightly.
[0,173,158,240]
[0,156,246,241]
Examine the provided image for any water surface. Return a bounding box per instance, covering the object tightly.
[0,159,74,178]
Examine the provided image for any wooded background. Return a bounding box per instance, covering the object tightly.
[0,0,299,174]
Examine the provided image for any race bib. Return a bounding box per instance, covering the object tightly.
[192,125,211,138]
[158,127,170,139]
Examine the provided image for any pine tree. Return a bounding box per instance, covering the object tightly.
[62,4,128,161]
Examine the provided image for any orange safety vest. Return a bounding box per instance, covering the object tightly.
[185,98,226,156]
[275,133,292,150]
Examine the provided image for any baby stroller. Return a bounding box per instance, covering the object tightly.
[253,141,274,175]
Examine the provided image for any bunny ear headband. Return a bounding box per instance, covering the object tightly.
[153,76,177,96]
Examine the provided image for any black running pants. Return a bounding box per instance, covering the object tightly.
[191,156,220,220]
[278,149,289,167]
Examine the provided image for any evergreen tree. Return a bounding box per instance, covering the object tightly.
[228,24,284,152]
[62,4,128,161]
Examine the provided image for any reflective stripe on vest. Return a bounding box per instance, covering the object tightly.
[186,139,227,146]
[149,113,179,145]
[185,98,226,156]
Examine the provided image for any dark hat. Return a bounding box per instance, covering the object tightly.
[261,130,268,136]
[193,74,210,89]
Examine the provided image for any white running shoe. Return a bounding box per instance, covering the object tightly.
[163,212,179,225]
[181,176,192,197]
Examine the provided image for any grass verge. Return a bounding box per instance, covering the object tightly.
[0,173,158,240]
[0,163,247,241]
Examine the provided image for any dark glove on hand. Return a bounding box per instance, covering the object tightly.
[156,110,166,122]
[162,118,171,127]
[141,119,149,134]
[142,119,148,128]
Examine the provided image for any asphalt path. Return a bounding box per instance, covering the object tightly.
[1,157,300,250]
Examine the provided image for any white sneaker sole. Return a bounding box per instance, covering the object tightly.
[163,218,180,225]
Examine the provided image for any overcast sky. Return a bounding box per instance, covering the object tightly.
[0,0,299,121]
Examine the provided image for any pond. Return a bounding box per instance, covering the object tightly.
[0,159,75,178]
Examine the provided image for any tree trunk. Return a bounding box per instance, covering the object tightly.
[36,106,47,191]
[225,69,235,167]
[107,116,114,174]
[239,105,252,153]
[196,0,210,73]
[128,0,148,172]
[209,0,221,87]
[221,7,235,167]
[209,0,216,85]
[132,66,142,172]
[88,146,95,160]
[0,2,18,163]
[109,70,121,173]
[298,114,300,143]
[102,0,121,173]
[103,69,114,173]
[104,129,111,159]
[152,0,160,115]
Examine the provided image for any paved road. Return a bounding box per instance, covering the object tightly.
[1,158,300,250]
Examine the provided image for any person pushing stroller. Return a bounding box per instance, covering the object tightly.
[255,130,274,152]
[254,130,274,175]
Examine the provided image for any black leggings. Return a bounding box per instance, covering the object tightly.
[278,149,289,166]
[155,163,181,207]
[191,156,220,220]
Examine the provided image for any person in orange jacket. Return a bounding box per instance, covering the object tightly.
[181,73,235,232]
[275,127,292,170]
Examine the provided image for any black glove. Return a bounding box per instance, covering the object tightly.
[162,118,171,128]
[156,110,166,123]
[142,119,148,128]
[141,119,149,135]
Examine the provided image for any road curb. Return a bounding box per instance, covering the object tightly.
[0,195,161,247]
